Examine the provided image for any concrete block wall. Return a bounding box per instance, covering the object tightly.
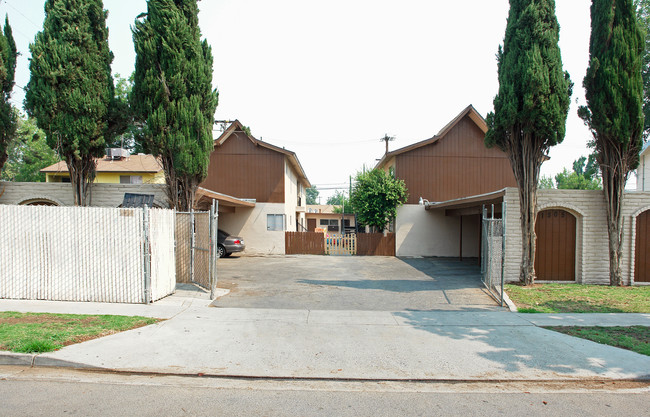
[0,181,169,208]
[503,188,650,285]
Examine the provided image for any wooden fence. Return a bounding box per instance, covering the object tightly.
[285,232,395,256]
[286,232,325,255]
[357,233,396,256]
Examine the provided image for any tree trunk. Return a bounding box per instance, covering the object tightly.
[66,155,96,206]
[506,128,545,286]
[599,147,628,286]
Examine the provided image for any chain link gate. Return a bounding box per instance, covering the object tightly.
[175,201,219,298]
[481,203,506,306]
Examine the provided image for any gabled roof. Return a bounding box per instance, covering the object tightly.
[641,140,650,156]
[41,154,163,174]
[375,104,487,169]
[214,120,312,188]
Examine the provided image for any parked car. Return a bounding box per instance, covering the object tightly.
[217,229,245,258]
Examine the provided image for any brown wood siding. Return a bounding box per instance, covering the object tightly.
[535,209,576,281]
[285,232,325,255]
[395,116,517,203]
[200,131,285,203]
[357,233,396,256]
[635,210,650,282]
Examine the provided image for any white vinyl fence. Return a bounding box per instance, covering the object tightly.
[0,205,175,304]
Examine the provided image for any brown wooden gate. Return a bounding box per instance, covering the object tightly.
[635,210,650,283]
[535,209,576,281]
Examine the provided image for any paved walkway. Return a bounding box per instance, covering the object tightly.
[1,292,649,381]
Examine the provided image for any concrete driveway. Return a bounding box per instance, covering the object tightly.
[213,255,501,311]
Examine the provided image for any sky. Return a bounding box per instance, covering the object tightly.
[0,0,613,201]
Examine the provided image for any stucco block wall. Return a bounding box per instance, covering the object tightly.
[0,182,169,208]
[218,202,286,255]
[395,204,479,257]
[503,188,650,285]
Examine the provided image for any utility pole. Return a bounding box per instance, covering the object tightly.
[380,134,395,155]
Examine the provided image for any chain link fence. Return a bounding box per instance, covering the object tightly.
[481,204,506,306]
[0,205,175,304]
[175,202,218,298]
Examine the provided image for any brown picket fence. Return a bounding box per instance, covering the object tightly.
[285,232,395,256]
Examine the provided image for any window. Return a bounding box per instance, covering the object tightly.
[120,175,143,184]
[267,214,285,231]
[319,219,339,232]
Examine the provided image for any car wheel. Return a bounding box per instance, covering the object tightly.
[217,244,226,258]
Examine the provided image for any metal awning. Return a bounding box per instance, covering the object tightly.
[195,187,256,212]
[424,189,506,217]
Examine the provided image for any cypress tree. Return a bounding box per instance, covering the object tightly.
[579,0,644,286]
[25,0,114,206]
[485,0,572,285]
[0,16,17,174]
[132,0,218,210]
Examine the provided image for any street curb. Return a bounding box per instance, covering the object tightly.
[502,291,518,312]
[0,352,103,370]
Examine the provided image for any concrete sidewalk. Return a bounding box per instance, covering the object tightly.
[1,296,649,381]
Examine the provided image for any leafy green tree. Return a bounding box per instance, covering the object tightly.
[306,186,319,205]
[349,169,407,232]
[579,0,644,286]
[132,0,218,210]
[538,175,555,189]
[485,0,572,285]
[0,16,17,174]
[2,112,59,182]
[25,0,115,206]
[105,73,146,154]
[635,0,650,138]
[328,191,354,214]
[554,155,601,190]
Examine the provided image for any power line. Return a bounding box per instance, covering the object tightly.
[3,0,41,30]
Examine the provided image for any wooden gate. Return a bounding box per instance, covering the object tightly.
[535,209,576,281]
[635,210,650,283]
[284,232,395,256]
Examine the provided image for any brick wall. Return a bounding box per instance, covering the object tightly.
[503,188,650,285]
[0,181,169,208]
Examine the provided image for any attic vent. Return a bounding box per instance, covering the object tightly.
[107,148,130,160]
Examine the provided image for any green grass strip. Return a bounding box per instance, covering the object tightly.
[505,284,650,313]
[0,311,160,353]
[545,326,650,357]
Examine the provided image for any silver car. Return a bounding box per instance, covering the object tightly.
[217,229,245,258]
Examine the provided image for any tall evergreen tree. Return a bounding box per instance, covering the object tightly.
[132,0,218,210]
[579,0,644,286]
[635,0,650,138]
[485,0,572,285]
[0,16,17,175]
[25,0,115,206]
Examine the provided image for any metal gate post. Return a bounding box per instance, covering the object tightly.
[500,201,507,306]
[190,209,195,284]
[209,200,219,299]
[142,206,152,304]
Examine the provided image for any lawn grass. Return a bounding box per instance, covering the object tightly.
[0,312,160,353]
[504,283,650,313]
[546,326,650,357]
